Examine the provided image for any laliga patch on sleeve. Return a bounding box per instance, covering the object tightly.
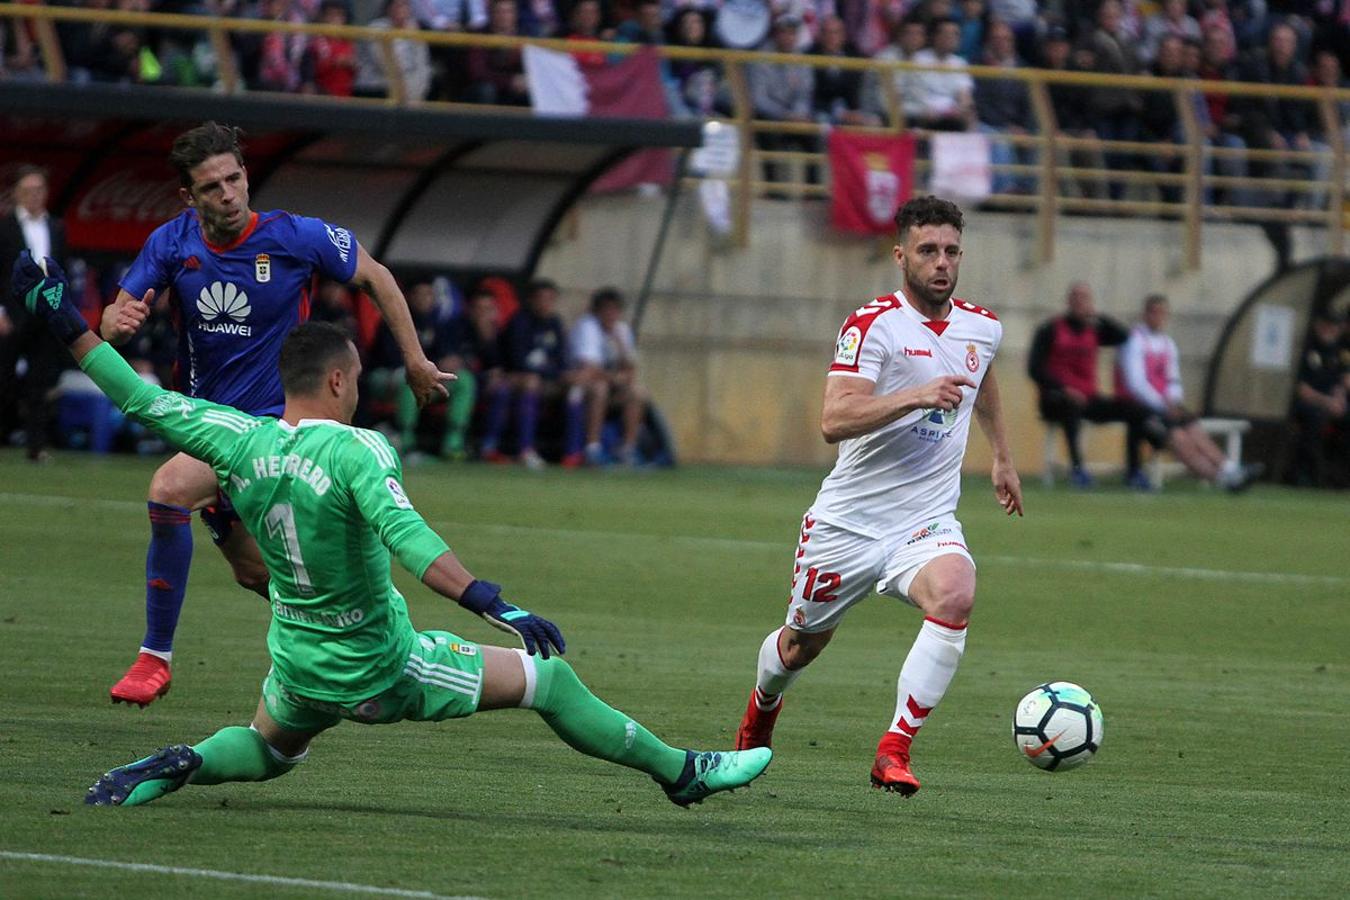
[835,325,863,367]
[386,477,413,510]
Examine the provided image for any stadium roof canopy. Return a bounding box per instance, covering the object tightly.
[0,83,702,278]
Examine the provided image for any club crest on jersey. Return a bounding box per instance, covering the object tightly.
[255,253,271,283]
[965,343,980,373]
[835,326,862,366]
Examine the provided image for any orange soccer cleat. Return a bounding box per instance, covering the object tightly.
[109,653,172,708]
[870,733,921,796]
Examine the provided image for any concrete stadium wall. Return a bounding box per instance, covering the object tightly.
[537,194,1326,473]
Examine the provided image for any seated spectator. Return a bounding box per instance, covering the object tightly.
[909,17,974,131]
[354,0,433,101]
[865,16,930,126]
[974,19,1033,194]
[566,0,611,70]
[303,0,358,97]
[1028,281,1153,489]
[1140,34,1190,203]
[519,0,560,37]
[1197,24,1252,208]
[482,278,580,469]
[1086,0,1143,198]
[666,9,726,118]
[413,0,486,31]
[811,15,877,126]
[1288,307,1349,488]
[987,0,1035,58]
[1237,21,1324,209]
[568,287,647,467]
[439,286,505,460]
[364,281,452,459]
[310,279,360,340]
[1140,0,1200,65]
[749,13,816,184]
[2,7,43,81]
[955,0,986,62]
[463,0,529,105]
[1117,294,1262,491]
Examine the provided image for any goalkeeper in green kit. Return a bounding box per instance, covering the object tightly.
[13,251,771,808]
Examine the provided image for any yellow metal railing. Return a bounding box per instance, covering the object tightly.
[1,2,1346,264]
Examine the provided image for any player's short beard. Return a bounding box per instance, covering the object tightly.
[903,263,957,312]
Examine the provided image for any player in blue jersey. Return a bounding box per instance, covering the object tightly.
[98,122,451,707]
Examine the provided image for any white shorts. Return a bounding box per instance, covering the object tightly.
[783,510,975,634]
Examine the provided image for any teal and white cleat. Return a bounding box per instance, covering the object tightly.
[85,744,202,807]
[661,748,773,807]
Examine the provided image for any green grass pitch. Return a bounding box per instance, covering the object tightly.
[1,451,1347,898]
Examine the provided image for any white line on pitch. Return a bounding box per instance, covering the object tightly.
[0,851,482,899]
[2,491,1343,587]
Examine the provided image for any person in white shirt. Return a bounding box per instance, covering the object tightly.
[910,18,974,131]
[567,287,647,466]
[734,195,1023,796]
[1117,293,1260,491]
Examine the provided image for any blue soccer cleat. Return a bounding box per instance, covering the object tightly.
[85,744,202,807]
[661,748,772,807]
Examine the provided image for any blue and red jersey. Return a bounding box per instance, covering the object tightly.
[120,209,359,416]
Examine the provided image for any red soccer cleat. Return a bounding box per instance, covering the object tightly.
[481,448,513,465]
[870,733,921,796]
[110,653,172,708]
[735,689,783,750]
[559,451,584,469]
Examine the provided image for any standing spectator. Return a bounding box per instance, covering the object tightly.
[304,0,358,97]
[1140,34,1190,203]
[986,0,1036,59]
[749,13,816,184]
[1310,50,1350,149]
[667,9,725,118]
[1197,24,1252,208]
[866,16,930,126]
[1041,25,1107,199]
[256,0,307,93]
[1087,0,1143,199]
[1027,281,1153,489]
[414,0,487,31]
[1237,21,1323,209]
[568,287,647,467]
[519,0,560,36]
[440,286,506,460]
[364,281,453,459]
[974,19,1033,194]
[482,278,578,470]
[955,0,986,62]
[1140,0,1201,64]
[355,0,433,101]
[1117,294,1262,491]
[463,0,530,105]
[811,15,876,126]
[566,0,611,70]
[1,7,42,80]
[1289,308,1349,487]
[0,165,67,463]
[910,18,974,131]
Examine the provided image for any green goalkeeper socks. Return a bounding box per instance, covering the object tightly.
[529,656,688,785]
[190,725,301,785]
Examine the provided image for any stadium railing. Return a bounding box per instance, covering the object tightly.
[2,2,1346,266]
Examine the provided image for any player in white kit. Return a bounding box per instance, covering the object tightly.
[734,196,1023,796]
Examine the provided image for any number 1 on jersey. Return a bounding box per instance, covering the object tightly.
[265,502,314,596]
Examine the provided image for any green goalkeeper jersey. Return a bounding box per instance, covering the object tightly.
[81,343,450,703]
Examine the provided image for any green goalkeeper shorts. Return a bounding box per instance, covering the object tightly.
[262,630,485,733]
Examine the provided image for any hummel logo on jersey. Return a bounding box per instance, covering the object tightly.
[197,281,253,336]
[903,347,932,357]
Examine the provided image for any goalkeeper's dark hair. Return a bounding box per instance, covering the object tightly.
[169,122,246,189]
[280,322,357,396]
[894,195,964,242]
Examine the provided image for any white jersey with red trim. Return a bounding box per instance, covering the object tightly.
[812,290,1003,539]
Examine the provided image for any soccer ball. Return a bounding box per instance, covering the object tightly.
[1012,681,1103,771]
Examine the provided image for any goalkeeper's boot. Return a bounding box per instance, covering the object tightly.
[735,689,783,750]
[110,652,172,707]
[661,748,772,808]
[85,744,201,807]
[870,732,921,797]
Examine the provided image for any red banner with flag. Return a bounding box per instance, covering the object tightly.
[828,131,916,235]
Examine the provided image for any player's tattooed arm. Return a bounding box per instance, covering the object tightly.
[99,288,153,345]
[821,373,974,443]
[974,365,1023,517]
[349,243,453,408]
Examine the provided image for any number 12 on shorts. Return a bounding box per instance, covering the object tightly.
[800,567,841,602]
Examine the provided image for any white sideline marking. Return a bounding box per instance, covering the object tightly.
[0,851,480,899]
[1,491,1344,587]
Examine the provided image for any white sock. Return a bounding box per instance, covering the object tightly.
[754,627,801,709]
[888,617,967,739]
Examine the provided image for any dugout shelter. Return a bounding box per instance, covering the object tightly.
[0,82,701,284]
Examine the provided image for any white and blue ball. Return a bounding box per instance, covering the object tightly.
[1012,681,1103,771]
